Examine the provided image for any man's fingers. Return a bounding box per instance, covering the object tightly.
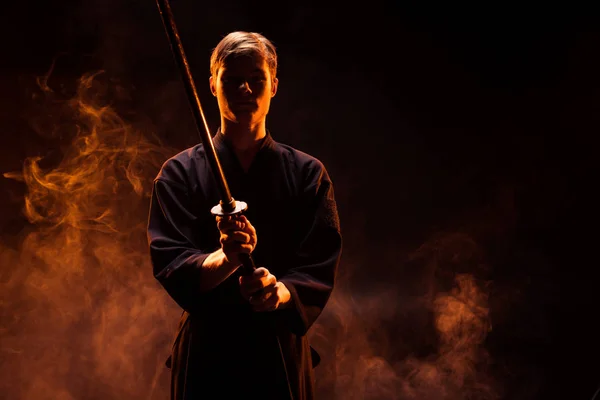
[249,288,273,305]
[216,215,256,235]
[240,272,275,294]
[223,243,254,255]
[242,280,274,298]
[253,290,279,312]
[239,269,277,300]
[240,216,256,235]
[217,218,245,232]
[252,267,268,278]
[220,231,251,245]
[239,268,268,284]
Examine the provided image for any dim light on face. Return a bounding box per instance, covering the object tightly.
[210,53,278,125]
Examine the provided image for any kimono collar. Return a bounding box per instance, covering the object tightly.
[212,128,276,154]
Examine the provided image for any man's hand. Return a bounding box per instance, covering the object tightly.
[239,267,292,312]
[216,214,257,266]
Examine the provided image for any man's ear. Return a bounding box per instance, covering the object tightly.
[209,76,217,96]
[271,77,278,97]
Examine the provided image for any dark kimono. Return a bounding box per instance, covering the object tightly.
[147,131,342,399]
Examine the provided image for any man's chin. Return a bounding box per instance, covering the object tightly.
[232,109,259,120]
[232,107,256,114]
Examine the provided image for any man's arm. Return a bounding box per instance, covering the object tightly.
[200,214,257,291]
[197,249,239,291]
[148,177,255,312]
[277,161,343,336]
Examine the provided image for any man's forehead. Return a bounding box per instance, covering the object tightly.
[221,53,268,73]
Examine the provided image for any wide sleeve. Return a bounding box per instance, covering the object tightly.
[147,176,216,314]
[278,161,343,336]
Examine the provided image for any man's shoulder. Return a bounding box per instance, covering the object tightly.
[272,141,325,172]
[272,140,335,191]
[154,144,204,183]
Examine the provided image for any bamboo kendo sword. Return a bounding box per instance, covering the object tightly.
[155,0,257,275]
[154,6,296,397]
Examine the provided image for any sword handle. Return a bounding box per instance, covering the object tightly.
[238,252,257,275]
[210,199,257,276]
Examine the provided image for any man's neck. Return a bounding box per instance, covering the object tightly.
[220,120,267,171]
[221,120,266,152]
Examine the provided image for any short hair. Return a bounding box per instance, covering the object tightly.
[210,31,278,81]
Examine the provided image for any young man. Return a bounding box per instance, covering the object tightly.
[147,31,342,399]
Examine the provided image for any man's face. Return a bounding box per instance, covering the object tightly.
[210,53,278,125]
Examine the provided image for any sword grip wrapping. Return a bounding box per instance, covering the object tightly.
[238,252,257,275]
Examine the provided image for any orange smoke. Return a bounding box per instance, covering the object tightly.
[2,69,179,399]
[1,66,501,400]
[310,233,499,400]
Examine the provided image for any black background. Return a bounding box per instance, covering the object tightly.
[1,2,598,399]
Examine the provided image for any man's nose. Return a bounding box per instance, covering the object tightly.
[239,81,252,93]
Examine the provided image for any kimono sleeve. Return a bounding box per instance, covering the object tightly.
[278,161,343,336]
[147,176,214,314]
